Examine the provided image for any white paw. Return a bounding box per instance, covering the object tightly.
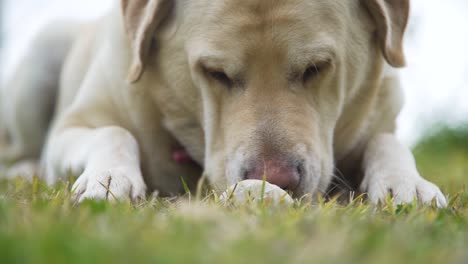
[361,171,447,208]
[72,166,147,203]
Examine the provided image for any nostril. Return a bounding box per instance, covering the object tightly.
[296,162,305,178]
[242,168,249,180]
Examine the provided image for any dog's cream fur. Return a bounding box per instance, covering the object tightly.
[0,0,446,206]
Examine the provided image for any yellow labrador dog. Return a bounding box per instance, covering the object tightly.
[0,0,447,206]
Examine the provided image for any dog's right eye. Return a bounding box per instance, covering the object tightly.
[205,68,233,88]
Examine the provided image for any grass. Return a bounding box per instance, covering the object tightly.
[0,127,467,264]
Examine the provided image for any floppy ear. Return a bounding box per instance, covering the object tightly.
[121,0,173,83]
[362,0,410,67]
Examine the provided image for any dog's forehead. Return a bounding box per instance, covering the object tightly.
[186,0,349,54]
[205,0,346,16]
[196,0,346,28]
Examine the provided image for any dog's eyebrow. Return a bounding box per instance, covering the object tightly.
[196,54,244,77]
[291,43,337,68]
[197,55,226,69]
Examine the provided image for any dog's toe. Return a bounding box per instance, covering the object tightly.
[416,180,447,208]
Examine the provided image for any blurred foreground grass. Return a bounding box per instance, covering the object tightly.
[0,127,467,264]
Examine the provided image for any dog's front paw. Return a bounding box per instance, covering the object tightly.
[72,166,147,203]
[361,171,447,208]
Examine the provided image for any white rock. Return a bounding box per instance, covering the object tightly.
[220,180,294,206]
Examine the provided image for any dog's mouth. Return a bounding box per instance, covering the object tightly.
[172,148,194,164]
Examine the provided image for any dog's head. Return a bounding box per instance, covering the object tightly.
[121,0,409,196]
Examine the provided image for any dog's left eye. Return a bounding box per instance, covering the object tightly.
[303,62,327,83]
[207,69,233,88]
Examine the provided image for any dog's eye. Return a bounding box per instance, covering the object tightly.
[303,63,326,83]
[207,69,233,88]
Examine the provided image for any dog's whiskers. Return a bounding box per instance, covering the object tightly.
[332,167,353,191]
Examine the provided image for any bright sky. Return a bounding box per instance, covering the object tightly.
[2,0,468,145]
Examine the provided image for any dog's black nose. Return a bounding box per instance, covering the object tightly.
[244,158,302,190]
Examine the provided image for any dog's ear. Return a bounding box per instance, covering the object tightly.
[362,0,410,68]
[122,0,173,83]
